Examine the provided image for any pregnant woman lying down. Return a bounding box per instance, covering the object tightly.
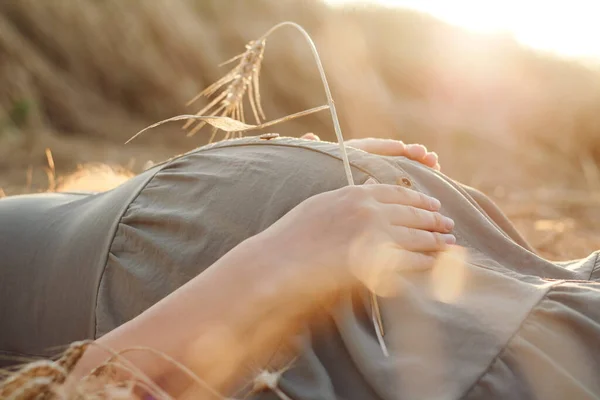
[0,135,598,400]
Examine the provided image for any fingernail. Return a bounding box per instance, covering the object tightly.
[430,197,441,210]
[443,216,455,231]
[441,234,456,245]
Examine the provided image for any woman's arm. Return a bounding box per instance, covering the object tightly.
[72,236,313,395]
[70,183,454,396]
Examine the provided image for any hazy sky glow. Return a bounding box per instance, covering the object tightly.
[325,0,600,60]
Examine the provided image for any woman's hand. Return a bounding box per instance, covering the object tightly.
[301,133,441,170]
[250,181,454,299]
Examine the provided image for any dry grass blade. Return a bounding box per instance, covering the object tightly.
[82,363,168,400]
[44,148,56,192]
[125,105,329,144]
[77,342,172,400]
[371,298,388,356]
[184,39,267,137]
[127,115,255,144]
[44,148,55,171]
[113,346,224,399]
[250,105,328,130]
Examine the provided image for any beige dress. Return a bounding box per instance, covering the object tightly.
[0,136,599,399]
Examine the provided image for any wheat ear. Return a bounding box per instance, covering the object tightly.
[0,360,66,398]
[184,39,266,140]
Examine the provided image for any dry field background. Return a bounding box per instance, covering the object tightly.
[0,0,599,260]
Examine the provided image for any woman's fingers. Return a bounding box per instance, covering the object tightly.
[346,138,407,156]
[355,249,438,297]
[422,152,440,169]
[301,133,320,141]
[305,136,443,170]
[383,204,454,233]
[391,226,456,252]
[363,184,441,211]
[405,144,440,170]
[405,144,427,160]
[395,250,438,272]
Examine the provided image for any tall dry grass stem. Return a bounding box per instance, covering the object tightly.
[44,148,56,192]
[127,20,388,356]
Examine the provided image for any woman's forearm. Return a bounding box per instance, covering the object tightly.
[69,181,451,396]
[71,235,309,395]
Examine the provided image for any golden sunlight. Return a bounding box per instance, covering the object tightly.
[324,0,600,61]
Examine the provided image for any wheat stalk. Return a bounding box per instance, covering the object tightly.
[257,21,387,356]
[129,21,388,356]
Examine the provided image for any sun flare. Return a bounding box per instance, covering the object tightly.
[324,0,600,61]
